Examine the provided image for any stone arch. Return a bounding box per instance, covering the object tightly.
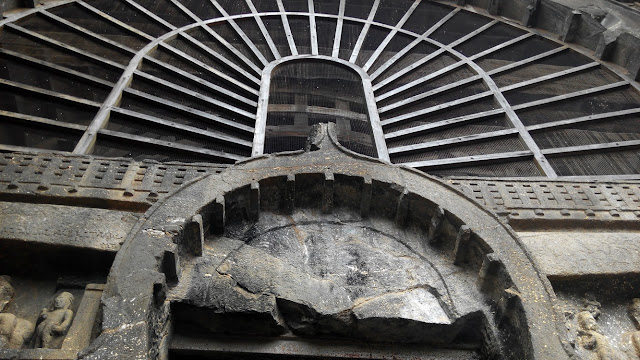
[87,124,570,360]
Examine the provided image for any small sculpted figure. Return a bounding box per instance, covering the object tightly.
[0,276,14,312]
[577,311,622,360]
[0,277,34,349]
[34,292,74,349]
[622,298,640,358]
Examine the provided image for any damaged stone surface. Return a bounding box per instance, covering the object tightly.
[172,211,486,345]
[69,124,570,360]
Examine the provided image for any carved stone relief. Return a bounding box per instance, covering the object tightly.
[34,292,75,349]
[0,277,34,350]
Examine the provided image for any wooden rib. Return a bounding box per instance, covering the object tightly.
[169,0,263,77]
[5,23,126,70]
[385,109,505,141]
[125,0,263,89]
[38,8,259,100]
[110,107,252,147]
[76,0,155,41]
[308,0,318,55]
[527,108,640,132]
[542,139,640,157]
[389,128,519,155]
[245,0,281,59]
[401,151,533,169]
[372,48,447,92]
[141,56,258,105]
[98,129,243,162]
[267,105,367,120]
[362,0,420,72]
[0,110,87,132]
[373,28,529,92]
[379,75,483,112]
[64,0,262,89]
[511,81,629,111]
[470,33,535,61]
[486,46,567,76]
[375,20,496,97]
[0,0,74,26]
[276,0,298,55]
[0,78,101,108]
[149,43,259,95]
[369,7,459,81]
[380,91,493,127]
[0,144,73,155]
[209,0,269,65]
[380,62,599,113]
[0,47,114,88]
[40,9,136,55]
[500,62,600,92]
[332,0,346,57]
[349,0,380,63]
[130,70,257,117]
[122,87,254,133]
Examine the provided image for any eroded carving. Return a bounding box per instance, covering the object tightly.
[0,276,35,349]
[34,292,75,349]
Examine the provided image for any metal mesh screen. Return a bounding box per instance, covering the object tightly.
[264,60,376,157]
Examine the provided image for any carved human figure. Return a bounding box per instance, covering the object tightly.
[34,292,75,349]
[577,311,622,360]
[0,276,34,349]
[622,298,640,358]
[0,276,14,312]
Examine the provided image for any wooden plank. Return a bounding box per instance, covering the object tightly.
[388,128,519,155]
[511,81,629,111]
[276,0,299,55]
[130,70,257,117]
[378,68,478,106]
[40,9,137,55]
[210,0,270,65]
[5,23,126,71]
[527,108,640,132]
[308,0,318,55]
[374,20,496,96]
[110,107,252,147]
[349,0,380,63]
[267,104,367,120]
[381,62,600,113]
[180,32,262,84]
[246,0,281,59]
[369,8,459,81]
[0,47,114,89]
[143,53,259,99]
[384,109,505,140]
[374,31,531,93]
[0,110,87,132]
[0,0,74,26]
[500,62,600,92]
[122,87,254,133]
[332,0,346,58]
[0,77,102,108]
[363,0,421,72]
[372,48,447,92]
[486,46,567,76]
[468,32,534,61]
[153,39,261,96]
[0,144,74,155]
[401,151,533,169]
[380,91,493,127]
[98,129,243,162]
[169,0,263,78]
[76,0,155,41]
[542,139,640,157]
